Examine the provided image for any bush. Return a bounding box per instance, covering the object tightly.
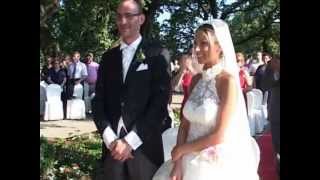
[40,136,57,179]
[40,133,102,180]
[172,108,181,127]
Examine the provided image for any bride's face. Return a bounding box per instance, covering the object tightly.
[194,30,221,66]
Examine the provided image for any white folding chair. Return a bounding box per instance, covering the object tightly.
[262,91,269,126]
[251,89,263,104]
[40,81,47,115]
[246,91,256,136]
[67,84,86,119]
[44,84,64,120]
[251,137,261,170]
[251,89,268,130]
[246,89,265,135]
[162,127,178,161]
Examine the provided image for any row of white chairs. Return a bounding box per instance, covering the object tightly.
[40,81,94,121]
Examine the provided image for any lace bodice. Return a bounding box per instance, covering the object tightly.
[183,63,223,142]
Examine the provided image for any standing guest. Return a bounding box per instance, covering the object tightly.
[60,54,72,118]
[41,56,53,83]
[253,52,272,92]
[47,59,66,87]
[248,51,263,76]
[236,52,252,93]
[84,53,99,96]
[67,51,88,99]
[171,53,196,108]
[260,54,280,175]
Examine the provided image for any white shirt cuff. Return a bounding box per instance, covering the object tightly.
[273,72,280,81]
[124,131,143,150]
[102,126,118,149]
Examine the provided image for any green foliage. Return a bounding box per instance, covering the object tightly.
[41,0,279,62]
[172,108,181,127]
[157,0,199,56]
[47,0,118,57]
[40,136,57,180]
[40,50,45,70]
[227,0,280,55]
[40,133,102,179]
[155,0,279,58]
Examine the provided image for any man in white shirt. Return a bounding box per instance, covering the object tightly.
[66,51,88,99]
[92,0,171,179]
[248,51,264,76]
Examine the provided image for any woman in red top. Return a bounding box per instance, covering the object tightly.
[236,52,251,93]
[171,54,197,107]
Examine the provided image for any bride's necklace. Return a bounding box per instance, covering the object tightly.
[202,62,223,81]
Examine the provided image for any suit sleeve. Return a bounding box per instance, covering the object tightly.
[260,64,278,92]
[128,55,171,146]
[92,53,117,148]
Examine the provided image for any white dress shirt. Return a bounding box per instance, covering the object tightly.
[68,60,88,79]
[102,35,143,150]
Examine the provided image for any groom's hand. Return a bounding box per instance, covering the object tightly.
[111,139,134,162]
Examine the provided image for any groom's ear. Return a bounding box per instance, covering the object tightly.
[139,14,145,25]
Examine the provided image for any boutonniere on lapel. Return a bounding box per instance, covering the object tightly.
[136,48,146,63]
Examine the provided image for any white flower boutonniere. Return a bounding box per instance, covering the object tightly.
[136,49,146,63]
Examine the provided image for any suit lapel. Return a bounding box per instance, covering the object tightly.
[114,46,124,86]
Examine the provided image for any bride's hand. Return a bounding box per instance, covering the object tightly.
[171,145,186,162]
[170,161,183,180]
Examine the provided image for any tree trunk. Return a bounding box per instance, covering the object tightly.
[141,0,161,39]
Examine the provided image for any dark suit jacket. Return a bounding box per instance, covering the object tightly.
[92,38,171,166]
[260,64,280,124]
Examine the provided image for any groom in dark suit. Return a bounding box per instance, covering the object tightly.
[92,0,171,179]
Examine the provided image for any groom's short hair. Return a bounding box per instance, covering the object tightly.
[120,0,143,14]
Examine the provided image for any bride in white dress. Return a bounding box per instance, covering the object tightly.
[153,19,259,180]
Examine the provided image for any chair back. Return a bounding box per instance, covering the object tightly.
[73,84,84,99]
[46,84,62,101]
[251,137,261,169]
[250,89,263,109]
[40,80,48,88]
[162,127,178,161]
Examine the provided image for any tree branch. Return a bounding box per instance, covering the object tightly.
[220,0,265,20]
[234,5,279,45]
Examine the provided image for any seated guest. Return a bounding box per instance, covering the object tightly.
[47,59,66,87]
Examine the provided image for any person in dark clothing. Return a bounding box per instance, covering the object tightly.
[261,54,280,175]
[41,56,53,83]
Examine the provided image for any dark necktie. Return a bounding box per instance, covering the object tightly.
[119,127,127,139]
[72,63,77,79]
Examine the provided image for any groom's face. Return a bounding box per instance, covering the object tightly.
[116,1,145,42]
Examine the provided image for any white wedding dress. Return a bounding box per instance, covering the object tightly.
[153,64,259,180]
